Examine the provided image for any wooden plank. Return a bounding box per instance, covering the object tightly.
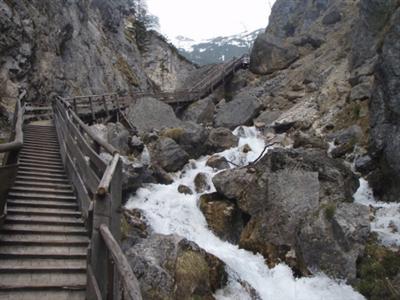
[89,97,96,122]
[99,225,142,300]
[64,133,100,195]
[66,118,107,174]
[87,264,103,300]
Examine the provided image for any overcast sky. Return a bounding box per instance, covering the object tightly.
[146,0,275,41]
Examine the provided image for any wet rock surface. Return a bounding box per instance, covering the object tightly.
[125,234,227,300]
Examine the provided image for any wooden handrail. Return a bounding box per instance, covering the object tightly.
[99,224,142,300]
[97,153,120,196]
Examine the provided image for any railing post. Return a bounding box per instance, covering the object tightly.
[89,97,96,123]
[89,157,122,300]
[73,98,78,114]
[103,96,110,119]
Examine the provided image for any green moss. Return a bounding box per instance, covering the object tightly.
[160,128,184,142]
[355,236,400,300]
[323,203,336,220]
[120,214,130,240]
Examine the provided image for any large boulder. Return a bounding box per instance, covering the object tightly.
[126,97,182,134]
[149,137,189,173]
[107,122,131,155]
[125,234,227,300]
[298,203,370,280]
[250,34,299,75]
[205,128,239,153]
[161,122,209,159]
[212,148,364,278]
[214,92,261,129]
[181,96,216,125]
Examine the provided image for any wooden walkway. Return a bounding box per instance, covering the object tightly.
[0,124,88,299]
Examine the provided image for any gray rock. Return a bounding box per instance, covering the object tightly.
[355,155,375,175]
[350,82,372,101]
[214,92,261,129]
[126,97,182,134]
[206,128,239,153]
[250,33,299,75]
[130,136,144,153]
[107,122,130,155]
[206,155,230,170]
[178,122,209,158]
[194,173,210,193]
[149,137,189,173]
[368,6,400,201]
[254,110,282,126]
[125,234,227,299]
[213,148,360,273]
[177,185,193,195]
[181,96,215,125]
[322,10,342,25]
[298,203,370,279]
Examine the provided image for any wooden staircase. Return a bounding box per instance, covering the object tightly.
[0,124,88,300]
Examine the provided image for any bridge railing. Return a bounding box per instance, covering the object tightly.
[0,93,25,225]
[53,97,142,300]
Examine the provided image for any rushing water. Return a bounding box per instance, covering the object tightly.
[126,127,364,300]
[353,178,400,248]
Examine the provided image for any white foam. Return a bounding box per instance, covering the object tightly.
[126,126,364,300]
[354,179,400,248]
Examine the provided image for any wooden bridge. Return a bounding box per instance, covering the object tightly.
[63,54,249,120]
[0,96,142,299]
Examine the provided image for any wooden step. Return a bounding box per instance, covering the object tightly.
[5,215,84,227]
[8,192,76,201]
[20,148,60,156]
[18,166,65,175]
[23,138,59,144]
[7,199,78,209]
[7,207,80,217]
[23,141,59,147]
[17,170,67,179]
[0,258,86,269]
[0,224,87,236]
[0,234,88,245]
[15,175,69,185]
[13,180,72,190]
[19,154,62,164]
[19,152,61,160]
[0,235,88,247]
[0,290,86,300]
[10,186,72,195]
[19,160,64,169]
[0,272,86,290]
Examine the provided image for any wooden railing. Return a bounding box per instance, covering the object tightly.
[62,54,250,119]
[53,97,142,300]
[0,95,25,225]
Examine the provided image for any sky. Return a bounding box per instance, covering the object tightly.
[146,0,275,41]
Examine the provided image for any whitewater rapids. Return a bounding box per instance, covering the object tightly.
[126,127,364,300]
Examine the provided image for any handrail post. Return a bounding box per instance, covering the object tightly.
[73,98,78,114]
[90,156,122,300]
[89,97,96,123]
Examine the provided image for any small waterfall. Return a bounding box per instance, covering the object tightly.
[126,126,364,300]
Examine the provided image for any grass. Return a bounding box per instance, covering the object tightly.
[355,236,400,300]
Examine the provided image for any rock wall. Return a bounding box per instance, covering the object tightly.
[0,0,195,108]
[248,0,400,201]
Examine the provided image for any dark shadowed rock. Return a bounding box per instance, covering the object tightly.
[254,110,282,126]
[125,234,227,299]
[194,173,210,193]
[298,203,370,280]
[181,96,216,125]
[199,193,244,243]
[206,128,239,153]
[322,9,342,25]
[149,137,189,173]
[354,155,375,175]
[250,34,299,75]
[206,155,230,170]
[126,97,182,134]
[214,92,261,129]
[178,185,193,195]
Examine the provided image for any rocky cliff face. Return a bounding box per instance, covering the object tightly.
[249,0,400,202]
[0,0,194,108]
